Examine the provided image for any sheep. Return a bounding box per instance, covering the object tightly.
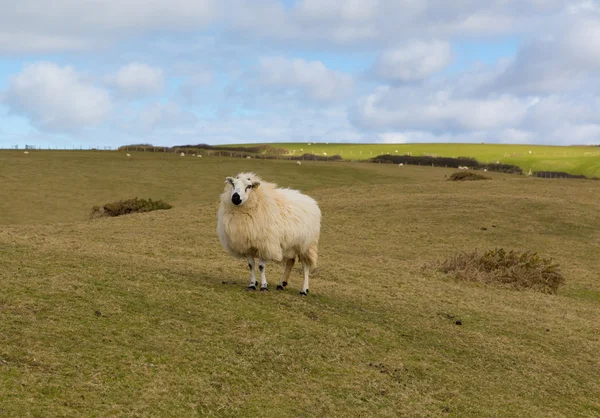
[217,172,321,296]
[180,152,185,157]
[198,155,202,158]
[126,153,131,157]
[246,156,251,159]
[24,151,29,154]
[296,161,302,166]
[398,163,404,166]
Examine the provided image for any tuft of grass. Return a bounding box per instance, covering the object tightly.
[91,197,172,218]
[437,248,565,294]
[448,171,491,181]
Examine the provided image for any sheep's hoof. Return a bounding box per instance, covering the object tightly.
[247,285,257,291]
[299,290,308,296]
[260,286,268,292]
[276,285,285,290]
[282,281,288,287]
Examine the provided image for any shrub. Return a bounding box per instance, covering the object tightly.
[533,171,587,179]
[437,248,565,294]
[370,154,523,174]
[448,171,491,181]
[91,198,172,218]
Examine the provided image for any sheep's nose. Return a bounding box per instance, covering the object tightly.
[232,193,242,205]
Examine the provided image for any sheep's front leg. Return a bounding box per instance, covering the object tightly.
[299,261,310,296]
[247,256,258,290]
[258,259,268,291]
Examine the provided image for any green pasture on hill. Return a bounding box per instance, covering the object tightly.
[225,142,600,177]
[1,150,599,416]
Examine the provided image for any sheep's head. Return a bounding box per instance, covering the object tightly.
[224,173,261,206]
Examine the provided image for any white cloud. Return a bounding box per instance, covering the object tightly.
[4,62,111,131]
[485,3,600,95]
[0,0,570,53]
[351,85,529,133]
[107,63,165,98]
[0,0,218,52]
[119,102,199,134]
[372,41,452,82]
[257,56,353,102]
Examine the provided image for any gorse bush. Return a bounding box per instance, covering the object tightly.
[438,248,565,294]
[91,198,172,218]
[448,171,491,181]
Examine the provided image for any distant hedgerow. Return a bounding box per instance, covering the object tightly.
[437,248,565,294]
[90,198,172,218]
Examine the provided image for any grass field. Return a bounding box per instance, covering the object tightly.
[1,150,600,416]
[225,142,600,178]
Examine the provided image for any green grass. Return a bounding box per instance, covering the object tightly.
[223,142,600,178]
[1,150,600,416]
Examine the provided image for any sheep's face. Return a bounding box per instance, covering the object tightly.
[225,175,260,206]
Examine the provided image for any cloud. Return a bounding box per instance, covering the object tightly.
[257,56,353,102]
[0,0,218,53]
[107,63,165,98]
[4,62,112,131]
[118,102,199,134]
[0,0,569,53]
[484,3,600,95]
[350,85,529,133]
[372,41,452,82]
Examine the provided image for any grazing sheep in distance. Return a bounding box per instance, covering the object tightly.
[180,152,185,157]
[398,163,403,166]
[217,172,321,296]
[296,161,302,166]
[198,155,202,158]
[24,151,29,154]
[126,153,131,157]
[246,156,251,159]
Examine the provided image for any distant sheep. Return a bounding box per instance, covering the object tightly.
[126,153,131,157]
[296,161,302,166]
[398,163,403,166]
[217,172,321,296]
[24,151,29,154]
[246,156,251,159]
[180,152,185,157]
[458,166,469,170]
[198,155,202,158]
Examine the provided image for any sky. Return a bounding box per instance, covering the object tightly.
[1,0,599,149]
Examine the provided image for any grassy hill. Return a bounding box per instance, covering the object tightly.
[1,150,599,416]
[223,142,600,178]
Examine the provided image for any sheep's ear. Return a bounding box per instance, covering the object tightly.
[252,181,260,189]
[225,177,235,185]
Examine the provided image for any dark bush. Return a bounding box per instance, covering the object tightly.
[91,198,172,218]
[437,248,565,294]
[533,171,587,179]
[370,154,523,174]
[448,171,491,181]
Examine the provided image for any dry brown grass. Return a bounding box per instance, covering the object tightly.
[437,248,565,294]
[1,150,599,417]
[448,171,491,181]
[91,197,172,218]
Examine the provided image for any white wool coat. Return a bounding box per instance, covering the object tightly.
[217,176,321,268]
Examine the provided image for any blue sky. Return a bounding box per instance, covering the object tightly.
[1,0,599,148]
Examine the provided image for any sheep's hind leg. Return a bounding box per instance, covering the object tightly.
[277,258,295,290]
[258,259,268,291]
[247,256,257,290]
[299,261,310,296]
